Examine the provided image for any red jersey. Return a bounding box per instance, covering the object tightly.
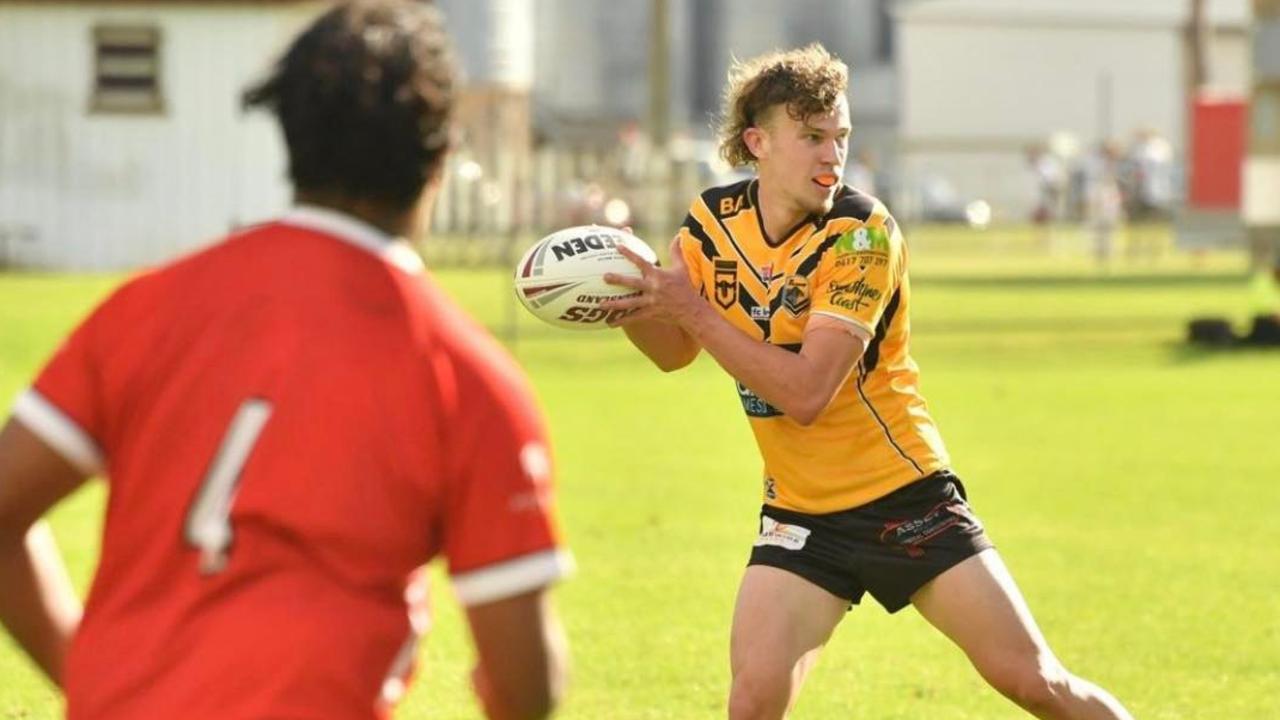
[12,206,572,720]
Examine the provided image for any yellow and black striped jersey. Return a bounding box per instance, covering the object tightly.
[676,179,949,513]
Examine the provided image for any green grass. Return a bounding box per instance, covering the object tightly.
[2,225,1278,719]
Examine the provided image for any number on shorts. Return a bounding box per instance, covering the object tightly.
[183,398,273,574]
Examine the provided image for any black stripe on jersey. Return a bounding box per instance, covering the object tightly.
[861,288,901,373]
[791,187,882,278]
[699,179,774,288]
[855,373,925,475]
[701,178,753,215]
[682,214,718,260]
[820,186,877,225]
[749,180,815,247]
[709,208,768,288]
[795,234,840,278]
[738,287,771,339]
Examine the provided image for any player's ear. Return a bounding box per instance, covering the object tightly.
[743,126,768,162]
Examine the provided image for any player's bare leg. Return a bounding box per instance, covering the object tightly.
[911,549,1134,720]
[728,565,847,720]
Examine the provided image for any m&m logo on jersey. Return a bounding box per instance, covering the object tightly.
[834,226,888,255]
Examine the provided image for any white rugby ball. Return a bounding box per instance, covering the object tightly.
[513,225,657,330]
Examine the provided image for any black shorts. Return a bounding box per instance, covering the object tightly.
[748,471,993,613]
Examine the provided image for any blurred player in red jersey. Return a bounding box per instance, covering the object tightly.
[0,2,572,719]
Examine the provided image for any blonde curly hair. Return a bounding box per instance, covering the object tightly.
[717,43,849,168]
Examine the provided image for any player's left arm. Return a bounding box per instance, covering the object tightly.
[467,588,568,720]
[439,341,574,719]
[604,238,870,425]
[0,283,125,687]
[0,418,87,687]
[680,307,867,426]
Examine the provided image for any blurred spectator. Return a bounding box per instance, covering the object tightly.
[1123,129,1175,221]
[1083,141,1126,268]
[1026,144,1065,250]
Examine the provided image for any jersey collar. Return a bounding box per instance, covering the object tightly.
[281,204,425,275]
[748,179,817,248]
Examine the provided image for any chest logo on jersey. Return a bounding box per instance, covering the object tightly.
[782,275,811,316]
[834,226,890,269]
[737,381,781,417]
[714,259,738,309]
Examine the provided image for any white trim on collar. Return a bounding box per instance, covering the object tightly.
[281,205,425,275]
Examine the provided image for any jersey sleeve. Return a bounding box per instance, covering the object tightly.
[10,291,117,477]
[810,208,906,337]
[441,340,573,607]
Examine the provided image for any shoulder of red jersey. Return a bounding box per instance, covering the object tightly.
[405,277,537,408]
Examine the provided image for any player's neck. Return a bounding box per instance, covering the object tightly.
[294,190,414,240]
[754,179,808,244]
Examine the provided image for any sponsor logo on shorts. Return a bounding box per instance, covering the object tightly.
[879,501,980,558]
[755,515,811,551]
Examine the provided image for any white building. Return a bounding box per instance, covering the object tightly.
[894,0,1252,220]
[0,1,328,270]
[0,0,903,269]
[528,0,899,153]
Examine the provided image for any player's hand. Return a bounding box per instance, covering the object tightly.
[602,238,701,327]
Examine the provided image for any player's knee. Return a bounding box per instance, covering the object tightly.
[728,669,791,720]
[979,653,1071,713]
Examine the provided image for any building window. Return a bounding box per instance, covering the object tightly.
[91,25,163,114]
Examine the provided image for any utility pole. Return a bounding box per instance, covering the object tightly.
[647,0,672,243]
[1188,0,1210,90]
[649,0,671,151]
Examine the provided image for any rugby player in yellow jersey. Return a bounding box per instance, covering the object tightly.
[602,44,1134,720]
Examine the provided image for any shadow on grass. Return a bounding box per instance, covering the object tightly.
[916,273,1247,290]
[914,316,1178,335]
[1164,340,1280,364]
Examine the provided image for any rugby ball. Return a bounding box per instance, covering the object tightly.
[513,225,657,330]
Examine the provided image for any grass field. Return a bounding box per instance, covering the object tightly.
[1,224,1278,719]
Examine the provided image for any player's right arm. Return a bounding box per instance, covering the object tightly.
[620,318,700,372]
[467,589,568,720]
[617,228,702,372]
[0,420,86,687]
[438,335,574,719]
[0,294,115,686]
